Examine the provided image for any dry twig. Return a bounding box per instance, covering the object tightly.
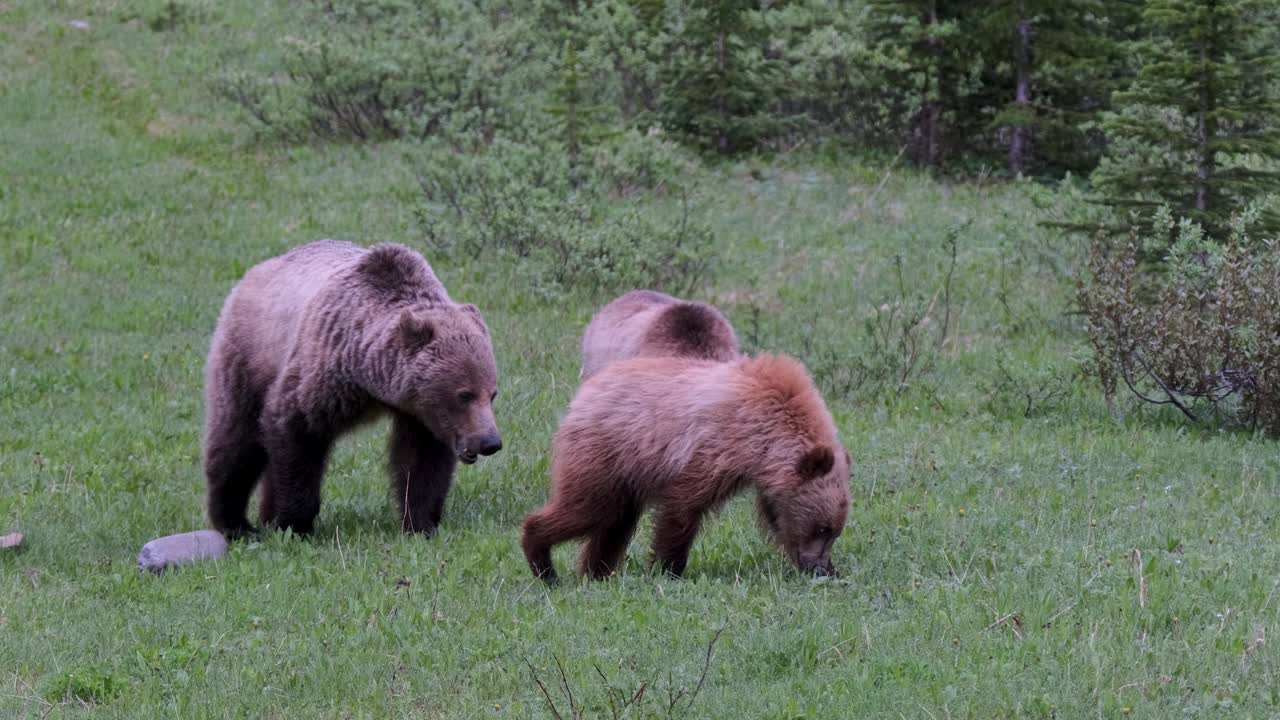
[1133,548,1146,609]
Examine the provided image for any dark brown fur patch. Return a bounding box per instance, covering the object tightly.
[580,290,739,379]
[353,244,447,303]
[646,302,739,362]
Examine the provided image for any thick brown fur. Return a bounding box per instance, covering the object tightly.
[203,240,502,538]
[521,354,851,582]
[579,290,739,379]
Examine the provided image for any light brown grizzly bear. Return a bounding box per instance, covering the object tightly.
[521,353,850,582]
[203,240,502,539]
[579,290,739,379]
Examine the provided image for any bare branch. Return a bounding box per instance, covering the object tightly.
[1136,354,1201,423]
[685,627,723,712]
[524,658,565,720]
[553,654,576,717]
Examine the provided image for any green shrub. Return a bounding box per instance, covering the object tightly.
[213,0,548,142]
[1079,206,1280,434]
[590,127,699,197]
[416,136,715,295]
[774,7,919,153]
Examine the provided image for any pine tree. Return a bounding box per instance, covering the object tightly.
[549,38,607,176]
[1094,0,1280,237]
[976,0,1140,176]
[545,0,612,180]
[866,0,968,167]
[658,0,789,154]
[867,0,1147,174]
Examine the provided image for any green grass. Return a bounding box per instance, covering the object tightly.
[3,2,1279,718]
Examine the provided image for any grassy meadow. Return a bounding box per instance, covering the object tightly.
[2,2,1279,718]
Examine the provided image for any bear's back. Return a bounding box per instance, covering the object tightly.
[580,291,675,377]
[212,241,372,386]
[560,358,735,480]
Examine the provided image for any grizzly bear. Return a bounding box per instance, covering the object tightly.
[579,290,739,379]
[521,354,850,582]
[202,240,502,538]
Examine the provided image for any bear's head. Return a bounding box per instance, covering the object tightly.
[757,445,851,575]
[385,303,502,464]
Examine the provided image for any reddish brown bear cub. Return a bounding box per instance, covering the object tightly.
[203,240,502,538]
[521,354,850,582]
[579,290,739,379]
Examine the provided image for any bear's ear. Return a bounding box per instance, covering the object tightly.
[796,445,835,481]
[397,310,435,352]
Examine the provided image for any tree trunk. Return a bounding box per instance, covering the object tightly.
[1009,11,1032,176]
[1194,10,1217,213]
[924,0,941,167]
[717,27,729,153]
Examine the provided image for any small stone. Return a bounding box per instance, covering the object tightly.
[0,532,23,550]
[138,530,228,574]
[68,20,91,30]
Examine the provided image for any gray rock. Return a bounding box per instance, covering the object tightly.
[0,532,23,550]
[138,530,228,574]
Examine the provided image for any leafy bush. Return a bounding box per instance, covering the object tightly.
[590,127,699,197]
[213,0,548,142]
[416,135,715,295]
[1079,207,1280,434]
[140,0,209,31]
[980,356,1077,420]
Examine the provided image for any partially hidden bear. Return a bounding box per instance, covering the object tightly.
[202,240,502,538]
[521,353,850,582]
[579,290,739,379]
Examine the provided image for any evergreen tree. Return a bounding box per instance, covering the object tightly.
[976,0,1140,176]
[868,0,1144,174]
[866,0,968,167]
[1094,0,1280,237]
[658,0,790,154]
[549,37,611,177]
[544,0,613,179]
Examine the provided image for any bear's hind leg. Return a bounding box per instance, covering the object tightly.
[389,413,457,534]
[577,499,642,580]
[521,500,605,584]
[204,361,267,538]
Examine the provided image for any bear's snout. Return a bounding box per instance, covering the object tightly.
[458,431,502,464]
[475,432,503,457]
[797,554,834,576]
[793,542,835,576]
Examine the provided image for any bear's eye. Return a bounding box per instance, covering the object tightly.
[458,390,476,403]
[815,526,832,538]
